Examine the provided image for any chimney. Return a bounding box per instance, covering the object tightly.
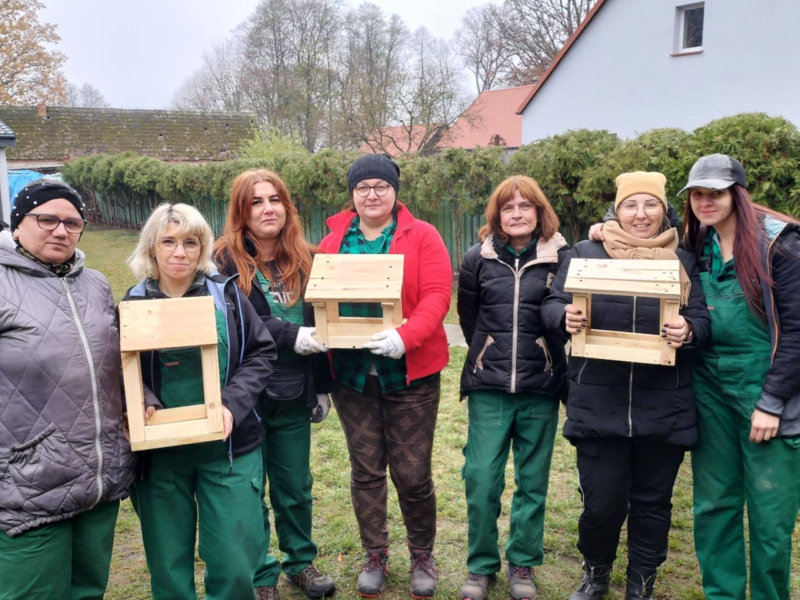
[37,103,47,117]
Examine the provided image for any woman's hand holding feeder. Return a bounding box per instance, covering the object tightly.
[564,304,586,334]
[363,328,406,359]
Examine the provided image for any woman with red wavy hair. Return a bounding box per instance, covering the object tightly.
[214,169,335,600]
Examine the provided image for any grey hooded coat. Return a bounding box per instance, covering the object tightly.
[0,230,135,537]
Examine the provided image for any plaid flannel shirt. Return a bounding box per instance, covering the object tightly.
[331,216,415,393]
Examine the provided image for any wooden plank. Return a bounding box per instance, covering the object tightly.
[564,278,682,299]
[382,302,395,329]
[119,296,217,352]
[569,258,681,272]
[133,428,225,452]
[145,404,206,426]
[660,299,680,366]
[571,294,587,355]
[584,332,662,351]
[305,288,403,301]
[326,335,374,349]
[144,418,217,442]
[308,255,404,285]
[587,329,664,344]
[326,301,339,323]
[339,316,382,324]
[200,345,224,434]
[313,303,329,345]
[308,281,403,291]
[582,343,664,365]
[570,268,681,282]
[121,351,146,445]
[327,321,385,338]
[392,300,403,326]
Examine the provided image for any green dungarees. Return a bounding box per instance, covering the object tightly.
[253,269,318,586]
[130,309,265,600]
[691,231,800,600]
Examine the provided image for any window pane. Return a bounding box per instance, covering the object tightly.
[683,7,704,48]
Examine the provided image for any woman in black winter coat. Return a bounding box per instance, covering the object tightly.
[457,176,568,600]
[542,172,710,600]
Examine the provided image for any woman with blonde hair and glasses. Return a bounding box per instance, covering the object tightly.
[124,203,276,600]
[214,170,336,600]
[457,176,568,600]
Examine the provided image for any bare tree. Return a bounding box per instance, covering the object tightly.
[453,5,509,94]
[495,0,596,85]
[61,82,110,107]
[172,37,249,112]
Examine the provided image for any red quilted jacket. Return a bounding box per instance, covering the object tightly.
[318,203,452,384]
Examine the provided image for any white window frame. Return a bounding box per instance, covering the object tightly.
[673,2,705,55]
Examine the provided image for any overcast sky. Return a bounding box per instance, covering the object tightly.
[39,0,499,110]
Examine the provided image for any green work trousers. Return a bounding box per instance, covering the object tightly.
[0,500,119,600]
[692,270,800,600]
[253,397,317,586]
[130,443,264,600]
[462,390,559,575]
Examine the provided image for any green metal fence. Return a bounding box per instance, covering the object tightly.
[91,191,487,271]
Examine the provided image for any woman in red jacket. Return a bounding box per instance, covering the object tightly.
[317,154,452,599]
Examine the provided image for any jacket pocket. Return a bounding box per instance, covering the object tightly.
[473,335,495,373]
[7,424,84,509]
[536,337,553,373]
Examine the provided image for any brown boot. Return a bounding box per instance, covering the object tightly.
[357,548,389,598]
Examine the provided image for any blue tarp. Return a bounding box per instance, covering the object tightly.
[8,171,62,209]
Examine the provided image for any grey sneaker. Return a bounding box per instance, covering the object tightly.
[357,548,389,598]
[255,586,279,600]
[409,550,438,599]
[460,572,497,600]
[508,564,537,600]
[286,563,336,598]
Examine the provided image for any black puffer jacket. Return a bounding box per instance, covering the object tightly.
[458,234,569,399]
[542,239,711,448]
[215,239,332,407]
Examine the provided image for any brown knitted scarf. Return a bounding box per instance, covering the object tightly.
[602,220,679,260]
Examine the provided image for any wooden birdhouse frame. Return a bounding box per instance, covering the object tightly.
[305,254,404,349]
[119,296,225,451]
[564,259,689,366]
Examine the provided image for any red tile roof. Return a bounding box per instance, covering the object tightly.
[441,85,535,150]
[515,0,610,114]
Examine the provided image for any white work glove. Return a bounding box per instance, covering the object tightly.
[293,327,327,355]
[363,329,406,360]
[311,394,331,423]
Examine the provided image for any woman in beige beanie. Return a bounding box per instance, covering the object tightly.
[542,172,711,600]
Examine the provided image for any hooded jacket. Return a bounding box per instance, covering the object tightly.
[122,273,276,457]
[0,230,135,537]
[318,203,452,384]
[542,239,711,448]
[458,234,569,399]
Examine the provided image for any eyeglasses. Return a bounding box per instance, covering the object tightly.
[156,238,202,254]
[354,183,391,198]
[618,201,664,217]
[24,213,87,234]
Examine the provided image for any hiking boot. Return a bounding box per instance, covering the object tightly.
[255,586,279,600]
[508,563,537,600]
[568,562,612,600]
[409,550,438,599]
[460,572,496,600]
[625,566,656,600]
[286,563,336,598]
[357,548,389,598]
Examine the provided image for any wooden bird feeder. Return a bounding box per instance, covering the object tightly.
[119,296,225,451]
[564,259,690,366]
[305,254,404,349]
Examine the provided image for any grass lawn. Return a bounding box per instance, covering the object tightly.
[79,226,800,600]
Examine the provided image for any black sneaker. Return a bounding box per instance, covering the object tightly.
[357,548,389,598]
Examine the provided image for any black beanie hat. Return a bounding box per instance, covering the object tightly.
[347,154,401,195]
[11,180,86,232]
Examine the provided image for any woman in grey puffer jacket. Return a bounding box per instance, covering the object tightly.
[0,180,135,600]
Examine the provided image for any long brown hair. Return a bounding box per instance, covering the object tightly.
[213,169,314,305]
[683,184,797,316]
[478,176,559,242]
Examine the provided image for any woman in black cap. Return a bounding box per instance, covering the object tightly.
[317,154,452,599]
[0,180,135,600]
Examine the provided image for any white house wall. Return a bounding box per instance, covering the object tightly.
[521,0,800,141]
